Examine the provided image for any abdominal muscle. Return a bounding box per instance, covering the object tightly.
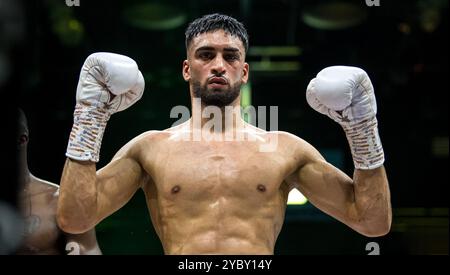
[153,203,282,255]
[164,227,274,255]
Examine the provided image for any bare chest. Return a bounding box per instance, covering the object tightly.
[150,141,289,203]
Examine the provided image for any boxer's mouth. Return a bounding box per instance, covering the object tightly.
[208,77,228,86]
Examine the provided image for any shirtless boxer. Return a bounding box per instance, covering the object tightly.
[16,110,102,255]
[57,14,391,255]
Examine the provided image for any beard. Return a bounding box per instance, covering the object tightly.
[193,80,241,107]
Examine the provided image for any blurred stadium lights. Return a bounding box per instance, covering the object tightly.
[417,0,448,33]
[287,189,308,205]
[249,46,302,56]
[240,82,253,123]
[432,137,449,158]
[45,0,84,46]
[123,2,187,31]
[301,1,368,30]
[241,82,252,109]
[248,46,302,72]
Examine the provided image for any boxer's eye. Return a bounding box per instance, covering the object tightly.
[198,52,214,60]
[224,54,239,62]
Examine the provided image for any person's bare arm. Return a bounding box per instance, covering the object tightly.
[57,53,145,234]
[57,135,146,234]
[293,140,392,237]
[300,66,392,236]
[65,228,102,255]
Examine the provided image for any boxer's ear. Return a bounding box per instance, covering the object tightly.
[182,60,190,82]
[241,62,249,84]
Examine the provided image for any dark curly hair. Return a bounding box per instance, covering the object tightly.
[185,13,249,53]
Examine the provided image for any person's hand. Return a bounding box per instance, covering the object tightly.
[306,66,384,169]
[66,52,145,162]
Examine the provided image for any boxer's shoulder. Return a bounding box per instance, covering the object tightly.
[29,176,59,201]
[20,176,59,221]
[268,131,321,159]
[137,130,173,143]
[264,130,306,146]
[111,130,168,161]
[119,127,197,158]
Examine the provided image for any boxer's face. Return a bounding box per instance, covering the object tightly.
[183,29,249,107]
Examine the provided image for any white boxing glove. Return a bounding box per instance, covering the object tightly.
[66,52,145,162]
[306,66,384,170]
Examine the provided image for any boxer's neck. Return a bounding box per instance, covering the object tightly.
[190,96,245,135]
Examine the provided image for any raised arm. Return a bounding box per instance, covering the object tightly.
[58,140,144,234]
[57,52,145,234]
[296,66,392,237]
[294,141,391,237]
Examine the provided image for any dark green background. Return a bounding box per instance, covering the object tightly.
[7,0,449,254]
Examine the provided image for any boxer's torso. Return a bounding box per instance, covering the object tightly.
[137,123,302,254]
